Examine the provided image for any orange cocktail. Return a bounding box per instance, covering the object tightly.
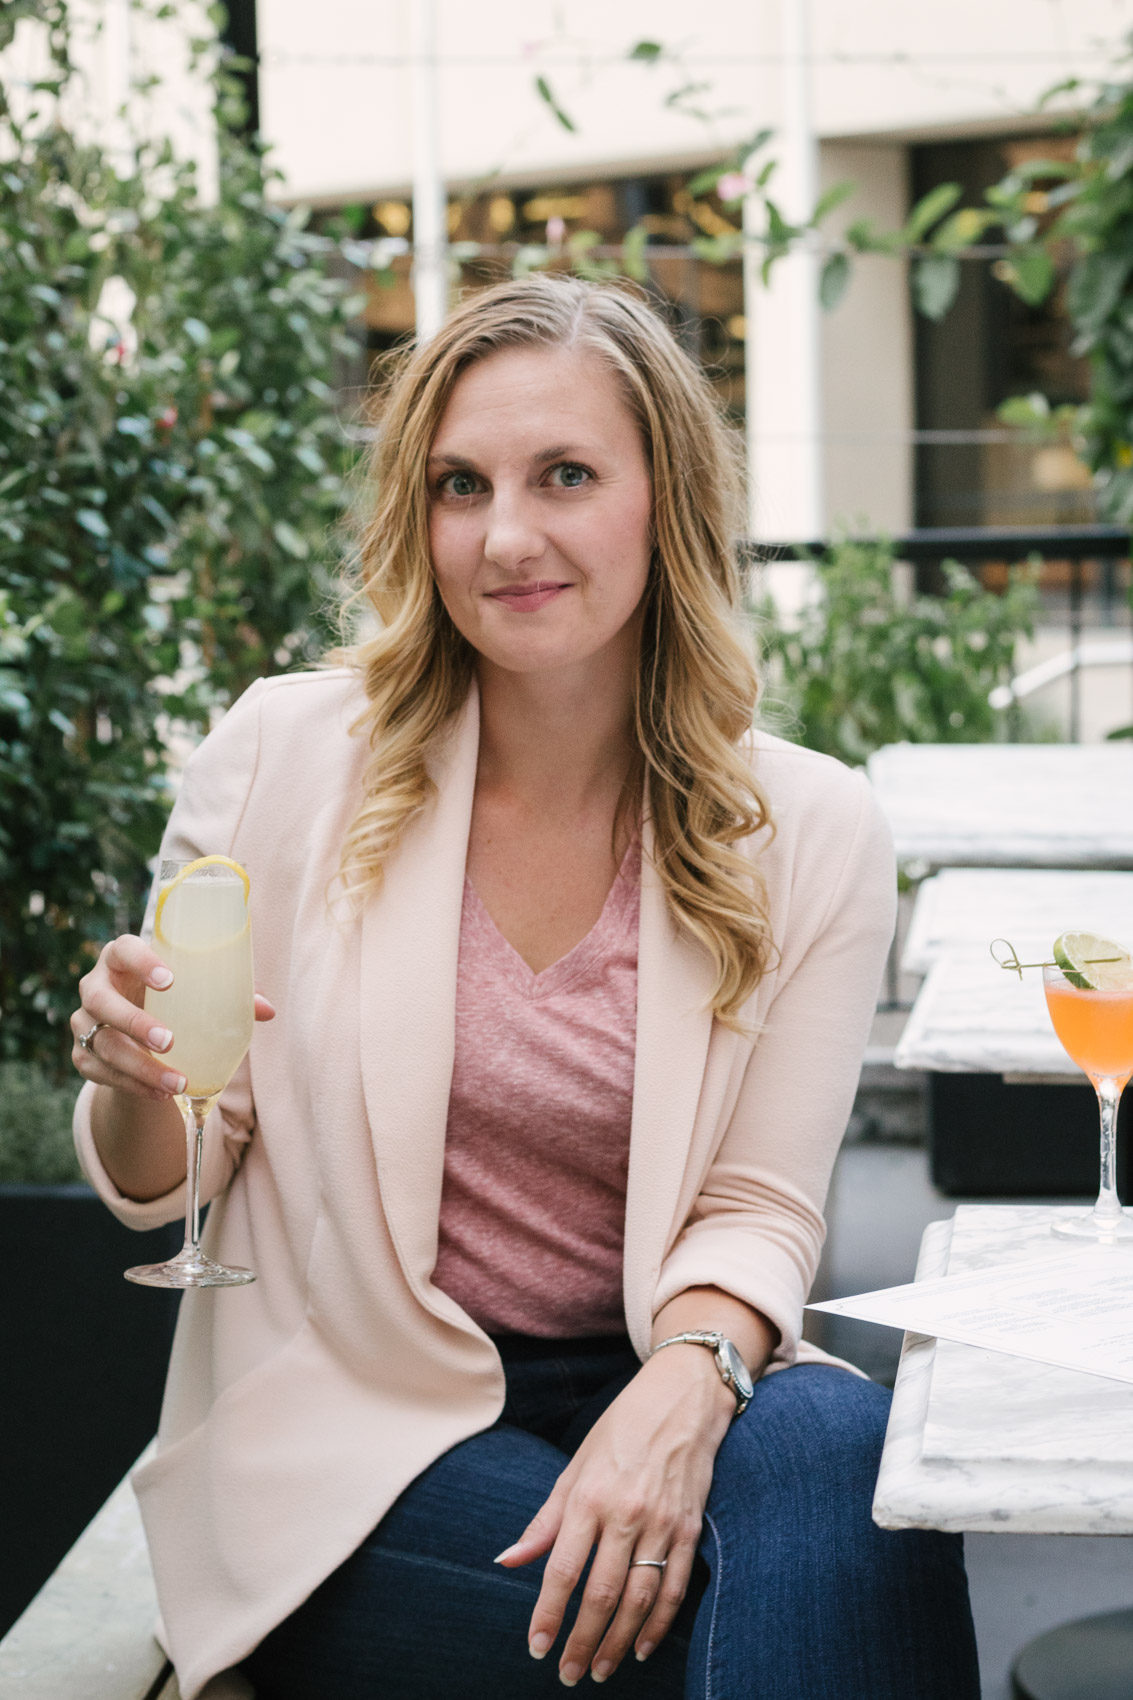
[1044,983,1133,1088]
[1043,932,1133,1242]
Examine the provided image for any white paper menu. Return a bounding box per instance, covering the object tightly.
[807,1245,1133,1385]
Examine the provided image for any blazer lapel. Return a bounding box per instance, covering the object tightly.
[358,686,479,1303]
[623,825,716,1348]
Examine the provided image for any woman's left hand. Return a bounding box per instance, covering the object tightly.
[493,1344,736,1686]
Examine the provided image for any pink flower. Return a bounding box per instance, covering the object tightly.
[546,216,566,245]
[717,172,750,203]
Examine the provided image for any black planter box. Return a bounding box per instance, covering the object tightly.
[928,1073,1128,1199]
[0,1185,180,1634]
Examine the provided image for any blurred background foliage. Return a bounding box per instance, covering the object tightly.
[755,541,1039,767]
[969,56,1133,525]
[0,0,358,1075]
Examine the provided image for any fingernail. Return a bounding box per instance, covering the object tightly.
[636,1643,655,1662]
[148,1026,173,1051]
[149,968,173,989]
[592,1661,613,1682]
[529,1633,551,1659]
[494,1544,521,1563]
[162,1072,187,1093]
[559,1667,581,1688]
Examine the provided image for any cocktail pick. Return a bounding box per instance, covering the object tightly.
[990,937,1121,979]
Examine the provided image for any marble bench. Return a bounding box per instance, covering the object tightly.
[0,1443,178,1700]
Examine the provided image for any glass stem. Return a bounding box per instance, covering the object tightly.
[1092,1078,1122,1227]
[181,1099,206,1258]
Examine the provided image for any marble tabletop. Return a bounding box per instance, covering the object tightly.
[893,945,1079,1077]
[873,1204,1133,1534]
[866,743,1133,870]
[901,867,1133,979]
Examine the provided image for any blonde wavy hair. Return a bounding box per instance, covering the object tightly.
[336,273,775,1024]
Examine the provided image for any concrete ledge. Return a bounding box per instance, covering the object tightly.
[0,1443,176,1700]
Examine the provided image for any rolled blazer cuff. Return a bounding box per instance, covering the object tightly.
[651,1229,809,1368]
[72,1079,230,1233]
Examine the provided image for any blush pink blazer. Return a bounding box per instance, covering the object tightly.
[74,669,895,1700]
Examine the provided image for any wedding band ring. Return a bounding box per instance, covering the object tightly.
[77,1021,110,1055]
[629,1559,667,1571]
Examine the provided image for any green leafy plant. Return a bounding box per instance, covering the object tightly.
[755,539,1039,766]
[0,1062,83,1183]
[0,2,359,1074]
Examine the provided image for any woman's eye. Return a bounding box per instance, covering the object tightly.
[440,470,479,497]
[549,462,591,488]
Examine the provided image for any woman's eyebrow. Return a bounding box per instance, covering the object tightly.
[427,443,593,470]
[427,451,479,469]
[533,443,587,464]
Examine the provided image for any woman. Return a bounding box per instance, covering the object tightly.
[70,275,979,1700]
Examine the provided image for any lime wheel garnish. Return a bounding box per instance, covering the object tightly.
[1052,931,1133,992]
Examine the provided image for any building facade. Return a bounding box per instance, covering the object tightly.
[254,0,1128,545]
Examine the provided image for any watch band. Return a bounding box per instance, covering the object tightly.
[649,1331,751,1415]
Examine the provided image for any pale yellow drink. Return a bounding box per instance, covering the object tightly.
[145,873,254,1102]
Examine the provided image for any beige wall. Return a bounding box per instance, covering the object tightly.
[257,0,1127,203]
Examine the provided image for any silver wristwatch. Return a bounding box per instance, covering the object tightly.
[649,1330,754,1416]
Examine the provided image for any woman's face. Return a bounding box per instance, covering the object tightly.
[426,344,653,684]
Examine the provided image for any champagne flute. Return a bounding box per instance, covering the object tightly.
[125,857,256,1287]
[1043,939,1133,1242]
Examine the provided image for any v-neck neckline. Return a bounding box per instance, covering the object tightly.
[463,839,640,999]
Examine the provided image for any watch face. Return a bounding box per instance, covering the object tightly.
[721,1340,754,1399]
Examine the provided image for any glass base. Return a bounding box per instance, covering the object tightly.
[125,1247,256,1288]
[1052,1209,1133,1243]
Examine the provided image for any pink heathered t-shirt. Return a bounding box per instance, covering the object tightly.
[432,843,640,1338]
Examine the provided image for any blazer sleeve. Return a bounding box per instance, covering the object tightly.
[651,770,896,1366]
[72,679,267,1231]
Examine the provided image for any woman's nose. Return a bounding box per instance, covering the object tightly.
[482,488,546,570]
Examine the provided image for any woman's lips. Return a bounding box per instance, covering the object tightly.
[485,581,571,612]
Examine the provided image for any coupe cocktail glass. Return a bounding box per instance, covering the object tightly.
[1043,960,1133,1242]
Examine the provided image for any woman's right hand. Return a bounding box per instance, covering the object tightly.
[70,934,275,1100]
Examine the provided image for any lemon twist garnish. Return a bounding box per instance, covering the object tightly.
[1053,931,1133,993]
[154,854,250,945]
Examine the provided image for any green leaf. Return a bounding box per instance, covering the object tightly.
[912,253,961,320]
[931,206,999,252]
[999,248,1056,306]
[75,508,111,540]
[272,520,309,558]
[996,392,1051,430]
[811,180,855,226]
[1068,252,1133,337]
[534,76,577,133]
[621,223,649,283]
[686,166,725,197]
[819,251,851,310]
[628,40,664,62]
[904,182,963,243]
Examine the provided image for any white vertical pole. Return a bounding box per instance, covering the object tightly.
[742,172,762,543]
[411,0,447,342]
[783,0,822,540]
[745,0,824,545]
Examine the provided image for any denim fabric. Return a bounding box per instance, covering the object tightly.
[244,1339,979,1700]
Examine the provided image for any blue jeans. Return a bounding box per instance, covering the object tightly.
[244,1335,979,1699]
